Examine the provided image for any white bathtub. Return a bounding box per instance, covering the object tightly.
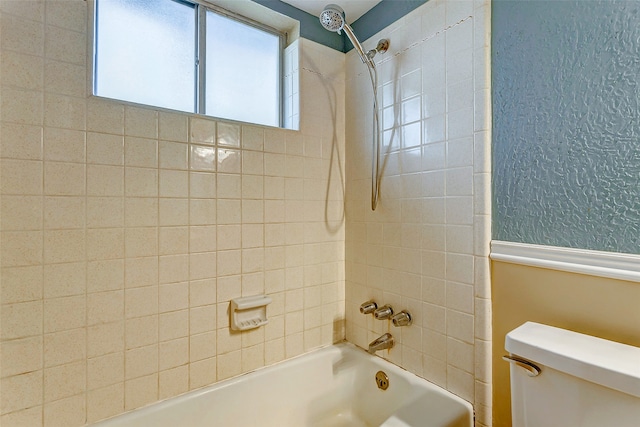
[92,343,473,427]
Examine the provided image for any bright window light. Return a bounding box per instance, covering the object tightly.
[94,0,283,127]
[95,0,196,112]
[205,11,281,127]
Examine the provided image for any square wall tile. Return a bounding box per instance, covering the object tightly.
[87,383,124,424]
[2,87,43,126]
[43,393,86,427]
[125,107,157,138]
[1,336,43,378]
[1,371,43,414]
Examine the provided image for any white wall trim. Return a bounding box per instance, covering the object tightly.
[490,241,640,283]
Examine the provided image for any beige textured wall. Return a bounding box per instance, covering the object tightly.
[0,1,346,425]
[492,261,640,427]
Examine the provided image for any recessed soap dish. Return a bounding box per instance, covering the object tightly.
[230,295,272,331]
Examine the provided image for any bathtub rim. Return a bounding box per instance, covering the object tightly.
[90,341,474,426]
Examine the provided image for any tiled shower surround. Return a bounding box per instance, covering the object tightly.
[0,0,491,426]
[344,0,491,425]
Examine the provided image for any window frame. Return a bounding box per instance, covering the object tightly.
[92,0,286,128]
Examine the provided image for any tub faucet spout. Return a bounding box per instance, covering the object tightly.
[368,333,394,354]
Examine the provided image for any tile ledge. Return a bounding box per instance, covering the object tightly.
[490,241,640,283]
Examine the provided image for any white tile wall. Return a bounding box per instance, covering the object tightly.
[344,1,492,425]
[0,2,345,425]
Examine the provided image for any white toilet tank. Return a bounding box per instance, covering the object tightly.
[505,322,640,427]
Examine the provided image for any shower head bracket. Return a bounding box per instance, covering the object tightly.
[375,39,390,54]
[366,39,390,61]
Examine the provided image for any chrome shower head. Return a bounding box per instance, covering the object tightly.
[319,3,372,66]
[319,4,346,33]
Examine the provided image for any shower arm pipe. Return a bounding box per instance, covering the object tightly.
[342,23,375,68]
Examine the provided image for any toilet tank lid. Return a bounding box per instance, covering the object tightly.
[505,322,640,398]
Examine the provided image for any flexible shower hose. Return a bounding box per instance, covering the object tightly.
[367,62,381,211]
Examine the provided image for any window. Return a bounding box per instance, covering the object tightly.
[205,11,280,126]
[94,0,283,127]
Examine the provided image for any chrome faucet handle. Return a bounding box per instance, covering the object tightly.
[360,300,378,315]
[373,305,393,320]
[391,310,412,327]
